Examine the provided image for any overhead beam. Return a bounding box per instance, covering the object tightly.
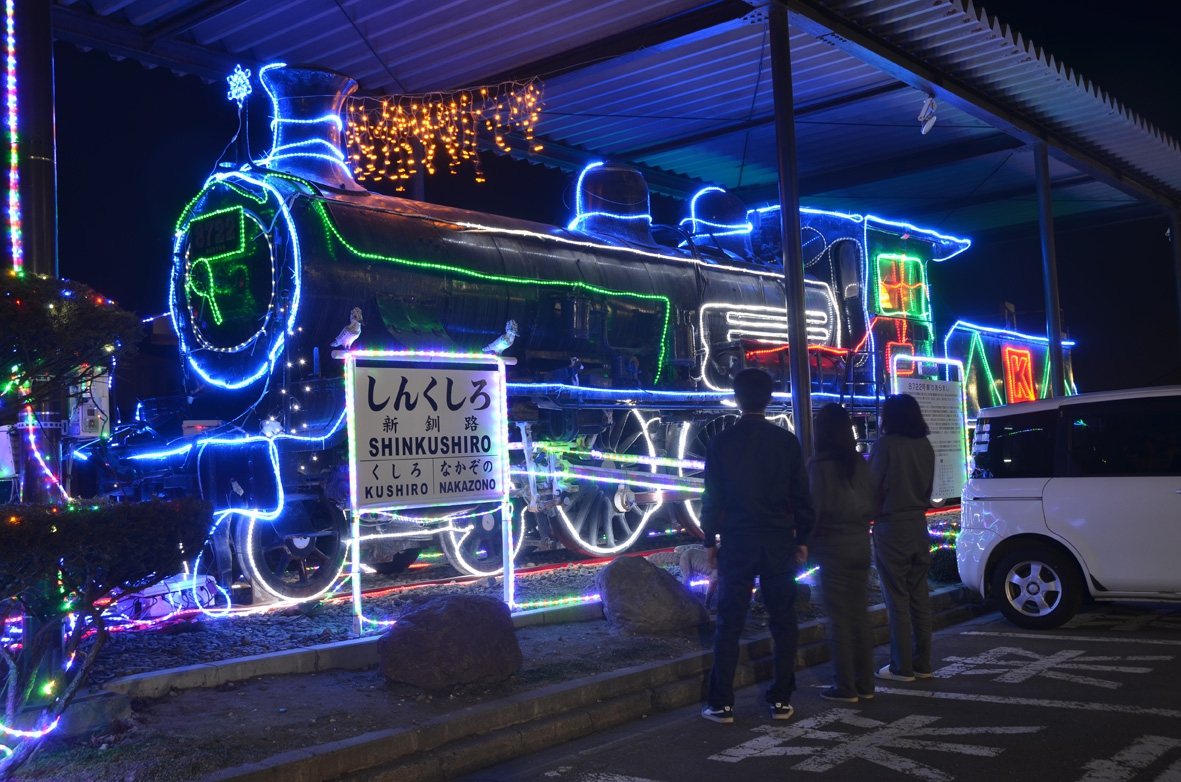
[780,0,1181,212]
[615,82,908,160]
[143,0,252,43]
[735,133,1025,203]
[52,4,256,81]
[475,0,754,87]
[493,133,705,200]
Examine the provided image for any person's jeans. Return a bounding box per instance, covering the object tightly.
[872,517,932,676]
[707,534,798,708]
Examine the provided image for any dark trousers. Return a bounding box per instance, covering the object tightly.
[813,533,875,697]
[707,535,798,708]
[873,517,932,676]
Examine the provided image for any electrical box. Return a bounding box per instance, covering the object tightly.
[67,372,111,438]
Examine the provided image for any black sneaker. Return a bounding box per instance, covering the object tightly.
[856,690,876,701]
[769,702,795,720]
[701,705,734,724]
[818,687,858,703]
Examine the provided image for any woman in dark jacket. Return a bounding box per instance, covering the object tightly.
[870,393,936,682]
[808,403,876,702]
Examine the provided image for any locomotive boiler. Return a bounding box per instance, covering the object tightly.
[89,64,1071,604]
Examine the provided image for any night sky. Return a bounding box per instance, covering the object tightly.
[50,1,1181,396]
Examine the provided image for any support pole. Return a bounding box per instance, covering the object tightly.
[12,0,58,277]
[768,3,813,455]
[1034,142,1065,397]
[1171,211,1181,369]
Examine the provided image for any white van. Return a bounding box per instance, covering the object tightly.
[957,385,1181,629]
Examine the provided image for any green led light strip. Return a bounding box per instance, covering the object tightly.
[311,200,671,380]
[965,331,1002,408]
[535,442,699,470]
[874,253,929,320]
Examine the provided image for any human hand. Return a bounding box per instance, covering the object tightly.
[707,545,719,571]
[795,545,808,564]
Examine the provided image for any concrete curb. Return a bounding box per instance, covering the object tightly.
[103,600,605,699]
[201,586,981,782]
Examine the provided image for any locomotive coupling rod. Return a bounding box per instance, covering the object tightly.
[634,489,699,504]
[540,464,704,493]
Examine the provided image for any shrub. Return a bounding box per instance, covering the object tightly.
[0,498,211,776]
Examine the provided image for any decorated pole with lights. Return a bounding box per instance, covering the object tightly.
[7,0,55,277]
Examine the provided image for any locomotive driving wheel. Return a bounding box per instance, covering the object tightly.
[673,412,794,538]
[673,414,739,538]
[553,409,665,557]
[235,495,349,602]
[438,501,527,577]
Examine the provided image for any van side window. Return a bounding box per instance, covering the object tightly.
[1067,398,1181,477]
[971,410,1057,479]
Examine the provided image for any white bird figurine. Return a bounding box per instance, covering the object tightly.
[330,307,363,349]
[484,319,519,354]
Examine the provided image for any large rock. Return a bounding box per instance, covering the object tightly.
[596,555,710,635]
[377,594,522,690]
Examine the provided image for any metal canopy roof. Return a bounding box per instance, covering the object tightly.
[52,0,1181,235]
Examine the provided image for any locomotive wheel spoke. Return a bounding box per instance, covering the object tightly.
[272,552,292,579]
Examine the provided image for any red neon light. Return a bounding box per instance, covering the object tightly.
[886,341,915,376]
[1003,346,1036,403]
[744,344,850,359]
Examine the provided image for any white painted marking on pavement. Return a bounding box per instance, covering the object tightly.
[1064,610,1181,633]
[1076,735,1181,782]
[708,708,1041,781]
[962,631,1181,647]
[875,687,1181,718]
[934,647,1169,689]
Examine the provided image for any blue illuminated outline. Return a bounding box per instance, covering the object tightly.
[572,161,602,217]
[257,61,288,162]
[505,382,880,406]
[271,114,345,131]
[567,211,652,230]
[170,171,302,391]
[942,320,1076,350]
[258,151,352,173]
[751,205,971,262]
[679,186,752,236]
[261,137,345,160]
[566,161,655,231]
[126,443,193,461]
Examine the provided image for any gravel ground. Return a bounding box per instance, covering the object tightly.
[84,510,959,685]
[86,550,685,685]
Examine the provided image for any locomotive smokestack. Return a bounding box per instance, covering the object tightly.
[257,64,362,192]
[568,163,658,248]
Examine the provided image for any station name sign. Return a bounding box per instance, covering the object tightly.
[347,362,508,511]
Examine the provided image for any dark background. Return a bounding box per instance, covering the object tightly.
[51,1,1181,394]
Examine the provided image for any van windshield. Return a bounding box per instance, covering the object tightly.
[972,410,1057,479]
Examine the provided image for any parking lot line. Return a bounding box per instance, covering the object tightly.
[961,631,1181,646]
[874,687,1181,717]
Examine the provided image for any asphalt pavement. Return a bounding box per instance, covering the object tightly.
[464,602,1181,782]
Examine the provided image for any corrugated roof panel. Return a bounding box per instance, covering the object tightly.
[51,0,1181,232]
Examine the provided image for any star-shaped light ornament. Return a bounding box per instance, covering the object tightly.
[226,64,252,106]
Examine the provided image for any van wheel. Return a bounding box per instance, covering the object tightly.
[991,546,1082,629]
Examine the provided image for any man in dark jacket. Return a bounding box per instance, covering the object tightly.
[700,368,815,723]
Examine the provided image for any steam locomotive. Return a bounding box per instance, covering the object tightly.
[78,65,1074,604]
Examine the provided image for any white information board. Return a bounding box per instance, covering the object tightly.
[895,377,968,500]
[347,362,509,512]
